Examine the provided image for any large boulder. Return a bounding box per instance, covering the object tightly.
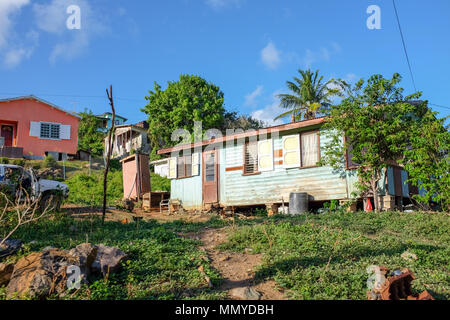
[68,243,97,283]
[91,244,128,276]
[6,249,78,299]
[0,262,15,287]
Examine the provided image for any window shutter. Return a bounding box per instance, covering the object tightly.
[192,153,200,176]
[168,157,177,179]
[282,135,300,168]
[258,139,273,172]
[60,125,71,140]
[30,121,40,137]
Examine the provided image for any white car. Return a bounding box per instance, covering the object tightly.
[0,164,69,211]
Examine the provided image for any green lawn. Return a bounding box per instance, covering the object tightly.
[0,216,227,300]
[1,210,448,300]
[219,211,450,300]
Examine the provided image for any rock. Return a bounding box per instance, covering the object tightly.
[91,244,128,276]
[230,287,262,300]
[68,243,97,283]
[0,239,23,259]
[6,249,78,299]
[0,263,14,286]
[401,251,418,262]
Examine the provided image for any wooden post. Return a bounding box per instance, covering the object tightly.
[103,85,116,224]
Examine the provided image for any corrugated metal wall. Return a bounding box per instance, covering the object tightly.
[220,130,349,206]
[169,127,413,209]
[170,159,203,209]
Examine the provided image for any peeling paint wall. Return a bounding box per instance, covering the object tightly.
[170,158,203,209]
[220,129,349,206]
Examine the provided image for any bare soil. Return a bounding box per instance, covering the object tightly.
[184,227,287,300]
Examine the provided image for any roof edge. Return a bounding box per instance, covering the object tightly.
[157,117,325,155]
[0,95,81,119]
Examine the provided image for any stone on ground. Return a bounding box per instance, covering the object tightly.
[230,287,262,300]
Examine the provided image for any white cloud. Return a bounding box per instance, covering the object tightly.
[0,0,30,49]
[244,85,263,107]
[205,0,244,10]
[250,90,285,126]
[33,0,107,63]
[345,73,358,83]
[289,42,342,68]
[261,41,281,70]
[3,30,39,69]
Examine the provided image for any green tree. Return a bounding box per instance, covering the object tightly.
[320,73,426,211]
[220,111,266,132]
[142,74,226,159]
[402,111,449,211]
[275,69,347,122]
[78,109,105,157]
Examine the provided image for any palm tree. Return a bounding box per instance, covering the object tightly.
[275,69,347,122]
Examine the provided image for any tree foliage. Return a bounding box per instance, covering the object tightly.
[402,111,449,210]
[275,69,347,121]
[320,73,429,211]
[220,111,266,132]
[77,109,105,156]
[142,74,226,157]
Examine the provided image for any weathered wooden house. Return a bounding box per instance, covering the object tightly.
[157,117,414,212]
[105,122,151,159]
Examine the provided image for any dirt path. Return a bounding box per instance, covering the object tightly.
[185,227,287,300]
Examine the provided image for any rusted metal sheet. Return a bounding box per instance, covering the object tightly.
[368,267,434,300]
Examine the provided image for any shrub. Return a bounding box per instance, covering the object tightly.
[0,157,9,164]
[65,171,123,206]
[42,155,57,168]
[151,173,170,192]
[12,159,26,166]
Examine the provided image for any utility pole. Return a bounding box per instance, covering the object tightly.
[103,85,116,224]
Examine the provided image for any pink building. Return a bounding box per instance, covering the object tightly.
[0,96,80,159]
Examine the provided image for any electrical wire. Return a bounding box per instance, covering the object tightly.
[392,0,417,92]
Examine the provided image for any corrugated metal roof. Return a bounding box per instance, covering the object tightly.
[157,117,325,154]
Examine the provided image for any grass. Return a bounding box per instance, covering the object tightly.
[218,211,450,300]
[1,210,448,300]
[65,171,124,207]
[0,215,227,300]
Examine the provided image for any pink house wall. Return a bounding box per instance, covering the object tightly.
[0,98,79,157]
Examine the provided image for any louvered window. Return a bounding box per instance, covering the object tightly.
[244,141,258,174]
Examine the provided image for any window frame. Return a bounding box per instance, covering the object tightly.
[176,154,193,179]
[39,122,61,140]
[243,140,261,176]
[299,130,321,169]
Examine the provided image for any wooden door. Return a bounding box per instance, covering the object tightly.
[393,167,403,197]
[202,150,219,204]
[1,125,13,146]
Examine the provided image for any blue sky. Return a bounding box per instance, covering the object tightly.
[0,0,449,125]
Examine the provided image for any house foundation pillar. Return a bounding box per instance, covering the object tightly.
[266,203,279,217]
[339,199,357,212]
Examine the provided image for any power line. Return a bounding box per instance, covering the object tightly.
[0,92,144,102]
[392,0,417,92]
[430,103,450,111]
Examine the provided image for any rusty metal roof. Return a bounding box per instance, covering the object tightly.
[157,117,325,154]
